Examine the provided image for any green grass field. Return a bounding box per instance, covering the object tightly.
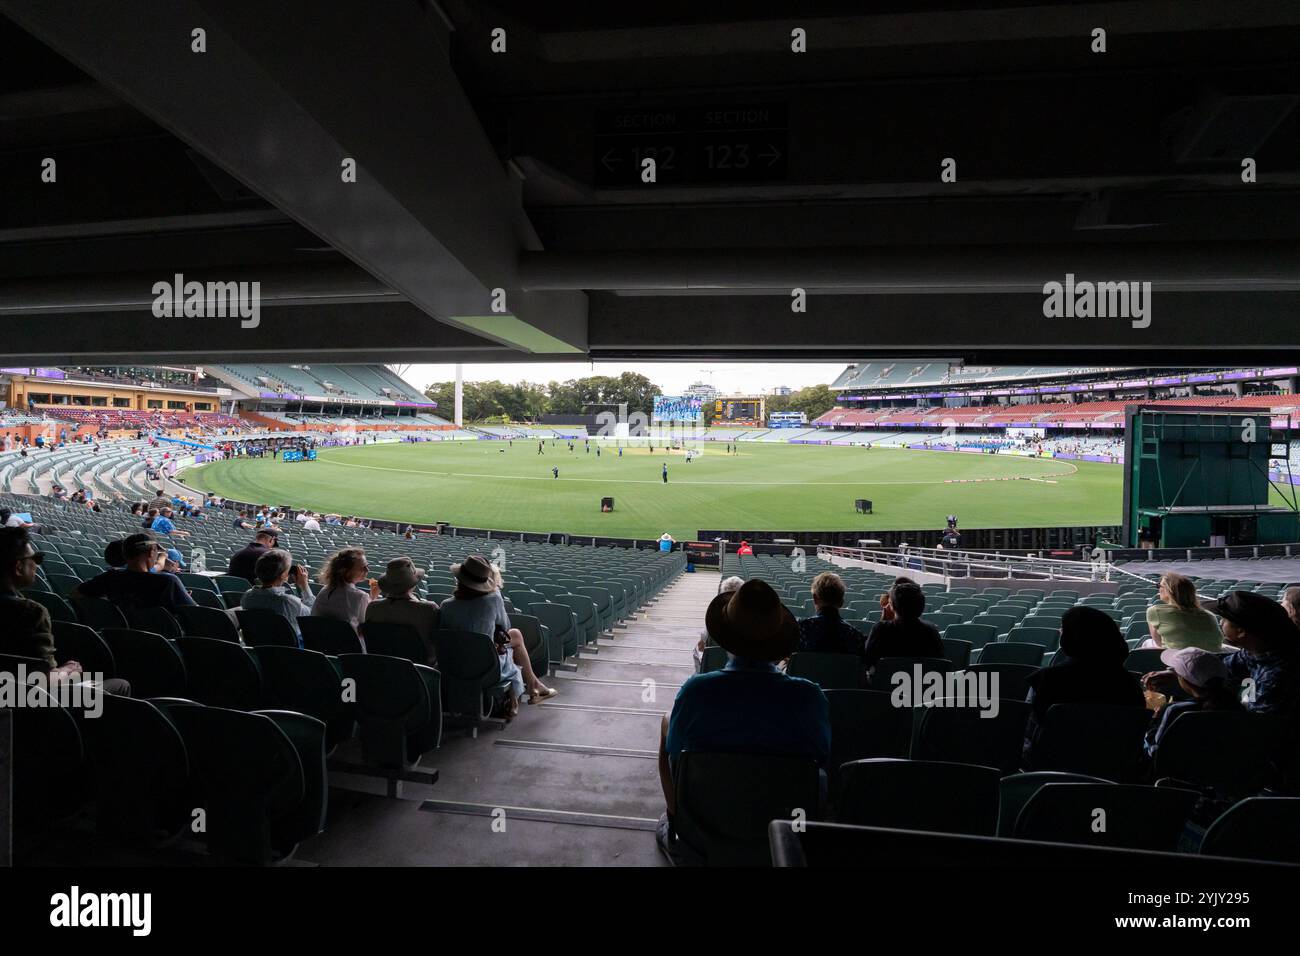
[183,439,1124,539]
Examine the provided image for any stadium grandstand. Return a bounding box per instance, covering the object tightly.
[4,0,1300,925]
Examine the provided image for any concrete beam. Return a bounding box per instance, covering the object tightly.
[0,0,586,355]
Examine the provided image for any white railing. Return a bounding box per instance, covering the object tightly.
[816,543,1158,586]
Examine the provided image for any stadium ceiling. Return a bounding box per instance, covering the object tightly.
[2,1,1300,365]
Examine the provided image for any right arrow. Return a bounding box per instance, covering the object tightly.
[760,144,782,166]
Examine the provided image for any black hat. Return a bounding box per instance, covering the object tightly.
[1210,591,1297,642]
[119,532,157,560]
[1059,606,1128,665]
[704,579,799,663]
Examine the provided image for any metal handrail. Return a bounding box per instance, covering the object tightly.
[816,543,1158,585]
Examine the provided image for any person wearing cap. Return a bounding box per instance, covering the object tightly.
[1142,572,1222,651]
[365,558,440,663]
[438,554,556,715]
[1145,591,1299,720]
[1022,606,1145,770]
[656,579,830,862]
[72,533,195,614]
[736,540,753,556]
[862,580,943,673]
[227,528,280,584]
[1142,648,1242,765]
[1,527,132,695]
[241,549,314,646]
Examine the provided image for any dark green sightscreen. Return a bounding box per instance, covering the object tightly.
[1123,406,1299,548]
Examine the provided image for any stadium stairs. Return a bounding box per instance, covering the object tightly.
[303,569,714,865]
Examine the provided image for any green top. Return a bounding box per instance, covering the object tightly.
[1145,603,1223,651]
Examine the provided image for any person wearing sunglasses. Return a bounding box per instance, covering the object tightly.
[0,527,84,680]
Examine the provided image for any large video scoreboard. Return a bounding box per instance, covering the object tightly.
[715,395,766,425]
[653,394,704,422]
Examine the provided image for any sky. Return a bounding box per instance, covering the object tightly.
[401,361,846,395]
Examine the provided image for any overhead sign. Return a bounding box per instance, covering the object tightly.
[594,103,788,186]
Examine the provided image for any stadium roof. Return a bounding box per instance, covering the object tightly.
[829,364,1134,391]
[2,3,1300,365]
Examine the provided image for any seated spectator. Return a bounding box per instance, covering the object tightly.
[227,528,278,584]
[862,580,942,673]
[1146,591,1299,720]
[1143,572,1222,650]
[0,527,116,687]
[796,571,865,661]
[150,506,190,539]
[232,511,253,531]
[657,578,830,864]
[312,547,379,632]
[1142,647,1242,766]
[1,508,39,532]
[365,558,440,662]
[240,549,314,646]
[302,513,321,532]
[71,533,196,614]
[1022,606,1145,770]
[876,575,917,623]
[1283,587,1300,631]
[736,540,753,556]
[693,575,744,672]
[438,554,555,716]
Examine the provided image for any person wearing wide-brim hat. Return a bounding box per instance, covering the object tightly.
[365,557,440,664]
[439,554,556,715]
[655,579,830,864]
[1147,590,1300,720]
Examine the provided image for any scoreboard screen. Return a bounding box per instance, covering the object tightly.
[653,395,703,422]
[716,396,765,422]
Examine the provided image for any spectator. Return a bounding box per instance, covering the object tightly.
[736,540,754,556]
[150,506,190,539]
[232,511,253,531]
[312,547,379,632]
[796,571,865,661]
[693,575,744,672]
[302,513,321,532]
[658,533,674,553]
[0,528,104,685]
[227,529,279,584]
[862,580,942,672]
[240,549,314,646]
[1143,572,1222,650]
[1147,591,1299,719]
[72,533,196,614]
[437,554,555,716]
[1142,647,1242,766]
[365,558,440,663]
[1,508,36,531]
[1283,587,1300,630]
[657,578,830,864]
[1022,606,1145,770]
